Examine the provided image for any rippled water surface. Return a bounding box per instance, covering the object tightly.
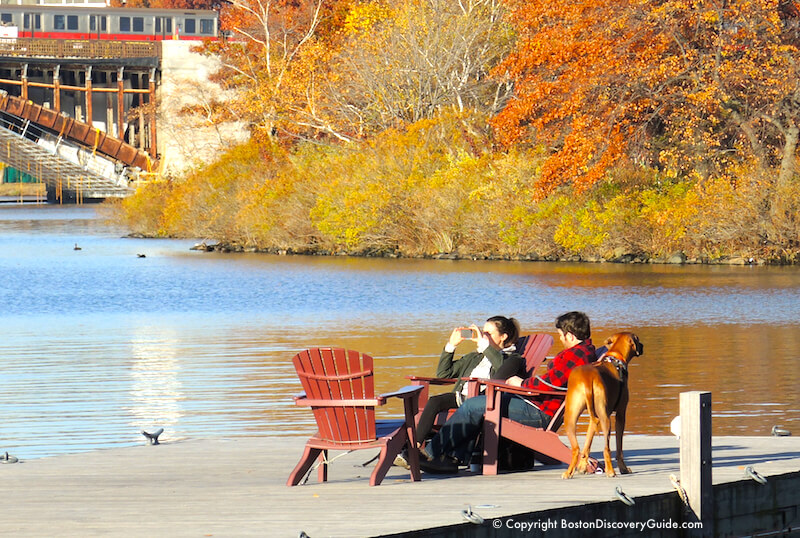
[1,204,799,459]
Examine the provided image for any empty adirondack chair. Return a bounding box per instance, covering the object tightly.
[287,347,423,487]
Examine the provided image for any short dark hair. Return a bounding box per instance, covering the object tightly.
[555,311,591,341]
[486,316,521,347]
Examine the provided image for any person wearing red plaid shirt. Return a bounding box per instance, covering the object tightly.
[420,311,595,474]
[505,313,596,417]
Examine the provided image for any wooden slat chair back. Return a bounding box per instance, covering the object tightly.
[294,347,377,444]
[516,333,555,376]
[287,347,423,487]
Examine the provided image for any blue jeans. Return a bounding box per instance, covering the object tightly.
[424,393,549,463]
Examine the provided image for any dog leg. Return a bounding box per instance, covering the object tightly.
[576,414,598,474]
[561,392,584,479]
[615,390,631,474]
[596,399,615,477]
[576,384,601,474]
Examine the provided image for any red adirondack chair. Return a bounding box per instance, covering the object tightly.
[480,381,571,475]
[286,347,423,487]
[406,333,554,416]
[480,337,600,475]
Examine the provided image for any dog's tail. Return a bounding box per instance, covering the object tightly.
[584,377,606,421]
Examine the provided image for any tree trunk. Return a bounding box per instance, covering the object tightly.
[778,123,799,190]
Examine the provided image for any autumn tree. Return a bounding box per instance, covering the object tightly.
[323,0,515,136]
[205,0,512,142]
[493,0,800,194]
[201,0,359,143]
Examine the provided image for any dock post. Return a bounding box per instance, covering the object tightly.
[680,391,713,536]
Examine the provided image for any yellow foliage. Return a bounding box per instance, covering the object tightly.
[343,1,393,37]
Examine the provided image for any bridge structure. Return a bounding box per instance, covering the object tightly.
[0,38,160,202]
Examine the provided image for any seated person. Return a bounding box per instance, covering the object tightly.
[419,311,596,473]
[394,316,523,470]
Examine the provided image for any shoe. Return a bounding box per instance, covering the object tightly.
[419,456,459,474]
[420,445,434,462]
[393,450,410,470]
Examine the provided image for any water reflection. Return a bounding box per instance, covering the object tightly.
[0,205,798,459]
[127,328,184,437]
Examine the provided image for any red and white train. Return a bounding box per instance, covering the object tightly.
[0,5,219,41]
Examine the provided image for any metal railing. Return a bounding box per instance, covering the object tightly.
[0,109,134,199]
[0,38,160,59]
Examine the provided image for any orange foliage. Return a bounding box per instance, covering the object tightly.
[491,0,663,195]
[492,0,800,195]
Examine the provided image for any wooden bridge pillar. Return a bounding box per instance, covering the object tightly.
[85,66,93,128]
[53,65,61,112]
[21,63,28,100]
[149,67,157,158]
[117,67,125,140]
[117,66,124,140]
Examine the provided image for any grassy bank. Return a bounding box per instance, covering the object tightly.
[110,116,800,265]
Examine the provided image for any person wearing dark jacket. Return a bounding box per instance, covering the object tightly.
[393,316,523,472]
[420,311,595,473]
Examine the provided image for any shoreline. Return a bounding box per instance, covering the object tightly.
[181,240,792,266]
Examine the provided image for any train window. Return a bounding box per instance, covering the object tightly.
[67,15,78,31]
[90,15,107,32]
[133,17,144,32]
[23,13,41,30]
[184,18,195,34]
[200,19,214,35]
[155,18,173,34]
[54,15,65,30]
[0,13,11,24]
[120,16,130,32]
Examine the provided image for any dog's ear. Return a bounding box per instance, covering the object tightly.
[631,334,643,356]
[605,336,614,346]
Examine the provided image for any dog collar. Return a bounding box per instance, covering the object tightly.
[601,354,628,382]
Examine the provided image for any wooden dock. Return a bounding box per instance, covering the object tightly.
[0,435,798,537]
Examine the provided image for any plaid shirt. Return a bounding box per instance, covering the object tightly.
[521,338,596,417]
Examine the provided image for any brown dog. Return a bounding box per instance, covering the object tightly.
[561,332,643,478]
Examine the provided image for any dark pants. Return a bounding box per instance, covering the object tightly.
[417,392,459,442]
[425,393,550,463]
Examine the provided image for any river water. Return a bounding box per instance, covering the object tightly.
[1,204,798,459]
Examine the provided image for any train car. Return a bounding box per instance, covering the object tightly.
[0,5,218,41]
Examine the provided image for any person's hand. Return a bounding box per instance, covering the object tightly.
[449,328,467,347]
[473,324,490,352]
[506,376,523,387]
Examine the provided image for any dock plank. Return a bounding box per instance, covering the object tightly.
[0,435,798,537]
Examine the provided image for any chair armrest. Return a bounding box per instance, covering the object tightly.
[405,375,459,386]
[482,379,566,396]
[379,384,424,401]
[482,380,566,411]
[293,394,384,407]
